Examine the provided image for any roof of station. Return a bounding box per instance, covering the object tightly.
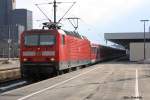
[104,32,150,49]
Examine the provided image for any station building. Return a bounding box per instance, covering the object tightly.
[105,32,150,62]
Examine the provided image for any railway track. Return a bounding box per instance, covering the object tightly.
[0,56,127,94]
[0,79,30,94]
[0,67,80,94]
[0,63,91,94]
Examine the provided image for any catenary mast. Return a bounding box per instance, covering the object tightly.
[53,0,57,23]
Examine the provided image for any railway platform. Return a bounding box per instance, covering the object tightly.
[1,61,150,100]
[0,60,20,83]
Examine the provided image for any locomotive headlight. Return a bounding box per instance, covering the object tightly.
[23,51,35,56]
[50,58,55,62]
[23,58,28,62]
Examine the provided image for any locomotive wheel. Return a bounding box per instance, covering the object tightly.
[59,70,64,75]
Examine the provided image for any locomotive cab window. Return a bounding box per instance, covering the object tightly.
[24,33,55,46]
[24,34,39,46]
[40,35,55,46]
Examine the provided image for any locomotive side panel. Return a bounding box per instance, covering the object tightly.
[58,35,91,69]
[54,31,91,70]
[67,36,81,68]
[58,34,70,70]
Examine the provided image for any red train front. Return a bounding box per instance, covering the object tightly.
[20,29,91,79]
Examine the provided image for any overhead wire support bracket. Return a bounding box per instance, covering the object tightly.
[35,0,76,29]
[66,17,80,31]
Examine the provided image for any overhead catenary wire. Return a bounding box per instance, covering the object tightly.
[35,0,76,29]
[57,2,76,23]
[78,18,106,44]
[35,4,52,23]
[34,0,101,43]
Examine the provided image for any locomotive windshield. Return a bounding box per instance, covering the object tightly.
[24,34,55,46]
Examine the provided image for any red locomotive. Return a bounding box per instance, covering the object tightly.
[20,29,91,78]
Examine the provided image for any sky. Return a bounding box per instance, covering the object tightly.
[16,0,150,45]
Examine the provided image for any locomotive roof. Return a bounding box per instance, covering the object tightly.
[24,29,88,40]
[64,30,83,39]
[91,43,125,50]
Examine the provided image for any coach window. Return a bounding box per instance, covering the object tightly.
[62,35,65,45]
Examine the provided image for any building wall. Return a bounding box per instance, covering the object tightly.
[130,42,150,61]
[26,10,33,30]
[0,0,16,25]
[0,25,24,57]
[0,0,7,25]
[10,9,33,30]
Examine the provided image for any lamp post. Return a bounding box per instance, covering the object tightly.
[140,20,149,60]
[8,25,12,61]
[149,26,150,38]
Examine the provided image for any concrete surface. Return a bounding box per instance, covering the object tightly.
[0,60,20,82]
[130,43,150,61]
[0,60,19,71]
[1,62,150,100]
